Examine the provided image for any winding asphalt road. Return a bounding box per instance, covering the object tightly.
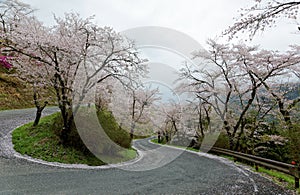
[0,108,293,194]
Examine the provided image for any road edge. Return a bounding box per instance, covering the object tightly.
[5,128,144,170]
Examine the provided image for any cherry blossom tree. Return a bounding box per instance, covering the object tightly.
[0,0,52,125]
[0,0,33,69]
[109,83,161,138]
[129,86,160,138]
[12,57,54,126]
[178,39,300,150]
[223,0,300,160]
[183,99,212,142]
[0,0,34,33]
[95,78,115,110]
[159,101,182,142]
[0,0,147,144]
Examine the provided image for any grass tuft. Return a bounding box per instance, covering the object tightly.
[255,166,297,191]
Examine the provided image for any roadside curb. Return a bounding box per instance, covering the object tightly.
[5,128,143,170]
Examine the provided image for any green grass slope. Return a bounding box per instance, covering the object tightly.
[12,109,136,166]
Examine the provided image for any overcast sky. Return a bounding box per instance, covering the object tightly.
[20,0,300,102]
[22,0,300,51]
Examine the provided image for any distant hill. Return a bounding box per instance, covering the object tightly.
[281,82,300,100]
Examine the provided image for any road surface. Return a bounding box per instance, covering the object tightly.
[0,108,292,194]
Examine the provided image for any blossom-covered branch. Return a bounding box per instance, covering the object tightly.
[224,0,300,39]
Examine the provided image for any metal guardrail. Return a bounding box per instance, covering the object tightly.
[209,146,300,189]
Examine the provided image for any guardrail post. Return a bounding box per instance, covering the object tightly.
[255,163,258,171]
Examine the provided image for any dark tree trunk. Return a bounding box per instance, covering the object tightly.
[130,122,135,139]
[32,85,48,126]
[59,107,73,145]
[130,95,136,139]
[229,136,234,150]
[223,120,234,150]
[33,106,45,126]
[234,119,246,152]
[158,131,161,143]
[198,106,205,137]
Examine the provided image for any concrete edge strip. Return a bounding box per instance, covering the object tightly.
[7,128,144,169]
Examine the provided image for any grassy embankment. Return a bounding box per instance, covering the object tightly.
[12,109,136,166]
